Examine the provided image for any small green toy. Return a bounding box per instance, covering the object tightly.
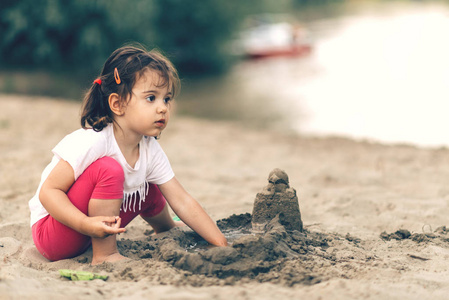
[59,269,108,281]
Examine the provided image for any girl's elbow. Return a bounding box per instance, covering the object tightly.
[39,187,45,200]
[38,185,51,206]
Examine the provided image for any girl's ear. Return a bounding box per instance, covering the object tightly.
[108,93,125,116]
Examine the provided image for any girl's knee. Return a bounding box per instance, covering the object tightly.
[89,157,124,185]
[88,157,124,200]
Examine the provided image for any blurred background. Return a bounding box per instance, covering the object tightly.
[1,0,449,147]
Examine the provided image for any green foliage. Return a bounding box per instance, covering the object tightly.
[152,0,242,74]
[0,0,250,75]
[0,0,155,72]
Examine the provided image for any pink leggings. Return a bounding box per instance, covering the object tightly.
[32,157,166,261]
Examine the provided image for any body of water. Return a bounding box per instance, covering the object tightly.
[178,1,449,148]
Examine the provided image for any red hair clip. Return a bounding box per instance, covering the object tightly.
[93,78,102,85]
[114,67,121,84]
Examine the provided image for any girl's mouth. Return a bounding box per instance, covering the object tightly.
[155,119,166,127]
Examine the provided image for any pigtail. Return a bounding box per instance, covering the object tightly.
[80,79,113,132]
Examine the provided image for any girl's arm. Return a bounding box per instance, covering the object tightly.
[39,159,126,238]
[158,177,227,247]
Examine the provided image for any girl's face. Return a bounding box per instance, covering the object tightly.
[121,70,173,138]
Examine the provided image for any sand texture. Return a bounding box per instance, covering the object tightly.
[2,95,449,299]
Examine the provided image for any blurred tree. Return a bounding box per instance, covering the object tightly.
[0,0,156,73]
[152,0,246,75]
[0,0,252,75]
[292,0,345,9]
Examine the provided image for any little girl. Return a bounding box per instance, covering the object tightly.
[29,45,227,264]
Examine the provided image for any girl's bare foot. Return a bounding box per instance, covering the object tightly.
[91,252,129,265]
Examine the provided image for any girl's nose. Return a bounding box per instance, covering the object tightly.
[157,103,168,114]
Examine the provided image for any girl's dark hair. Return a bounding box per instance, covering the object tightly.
[81,44,180,131]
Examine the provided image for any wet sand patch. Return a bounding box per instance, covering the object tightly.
[115,213,364,286]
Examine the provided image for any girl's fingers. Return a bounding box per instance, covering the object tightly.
[103,225,125,235]
[101,216,120,226]
[103,216,119,224]
[113,227,126,234]
[105,217,125,234]
[114,217,122,229]
[95,216,125,237]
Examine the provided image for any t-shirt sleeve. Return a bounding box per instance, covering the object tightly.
[52,129,106,180]
[146,138,175,185]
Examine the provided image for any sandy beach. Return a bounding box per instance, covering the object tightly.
[2,94,449,299]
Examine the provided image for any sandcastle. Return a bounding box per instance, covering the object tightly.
[118,169,315,284]
[251,168,303,233]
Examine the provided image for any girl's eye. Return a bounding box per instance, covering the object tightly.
[164,97,172,103]
[146,95,156,102]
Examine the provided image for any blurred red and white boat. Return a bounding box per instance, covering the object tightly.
[237,15,312,59]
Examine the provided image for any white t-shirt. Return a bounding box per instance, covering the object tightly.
[28,124,174,227]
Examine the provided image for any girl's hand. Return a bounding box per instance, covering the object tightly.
[80,216,126,238]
